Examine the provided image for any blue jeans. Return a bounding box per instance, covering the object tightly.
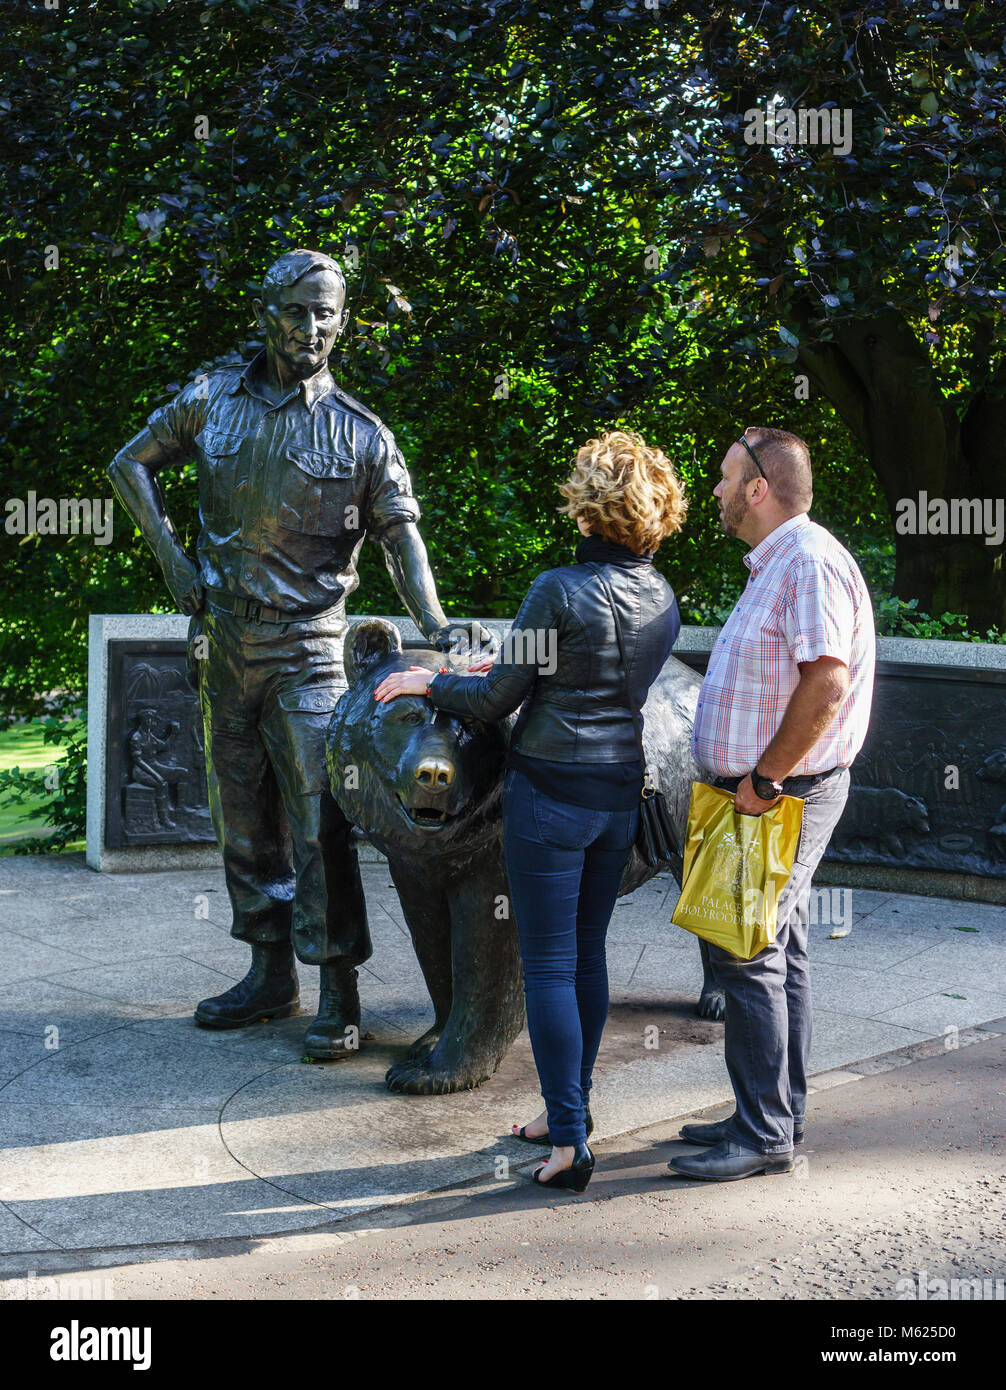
[502,768,638,1146]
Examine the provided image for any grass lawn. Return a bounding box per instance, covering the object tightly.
[0,720,85,852]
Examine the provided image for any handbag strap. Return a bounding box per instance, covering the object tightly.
[585,561,652,789]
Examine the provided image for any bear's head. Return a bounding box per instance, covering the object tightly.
[326,619,512,862]
[904,794,930,834]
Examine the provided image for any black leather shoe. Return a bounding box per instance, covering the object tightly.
[532,1142,595,1193]
[515,1107,593,1146]
[194,943,299,1028]
[679,1118,804,1147]
[303,963,362,1060]
[667,1140,794,1182]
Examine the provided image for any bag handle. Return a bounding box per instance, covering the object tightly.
[585,561,654,796]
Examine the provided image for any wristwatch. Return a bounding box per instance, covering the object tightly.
[751,765,785,801]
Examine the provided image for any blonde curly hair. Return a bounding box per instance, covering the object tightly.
[557,430,687,553]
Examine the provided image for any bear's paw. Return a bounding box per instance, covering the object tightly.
[696,986,726,1022]
[385,1052,499,1095]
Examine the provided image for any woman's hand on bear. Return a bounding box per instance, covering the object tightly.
[374,667,432,702]
[374,661,491,703]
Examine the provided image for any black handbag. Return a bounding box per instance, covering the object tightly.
[587,562,683,878]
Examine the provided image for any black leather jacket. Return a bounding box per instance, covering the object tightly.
[428,534,681,761]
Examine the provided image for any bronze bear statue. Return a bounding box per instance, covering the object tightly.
[326,618,722,1096]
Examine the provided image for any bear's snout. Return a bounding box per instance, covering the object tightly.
[396,741,470,831]
[415,755,454,791]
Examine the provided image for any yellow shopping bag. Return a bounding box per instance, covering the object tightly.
[671,782,804,960]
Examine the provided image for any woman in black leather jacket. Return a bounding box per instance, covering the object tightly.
[375,430,686,1191]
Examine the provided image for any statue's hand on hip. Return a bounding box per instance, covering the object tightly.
[162,551,205,617]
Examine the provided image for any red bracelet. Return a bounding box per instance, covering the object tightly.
[426,666,448,696]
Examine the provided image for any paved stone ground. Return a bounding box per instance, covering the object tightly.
[1,852,1004,1259]
[9,1025,999,1303]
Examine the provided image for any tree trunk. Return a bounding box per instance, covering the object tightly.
[798,310,1006,631]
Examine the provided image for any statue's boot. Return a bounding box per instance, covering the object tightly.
[194,942,299,1028]
[302,963,362,1060]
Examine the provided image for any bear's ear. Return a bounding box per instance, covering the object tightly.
[345,618,404,686]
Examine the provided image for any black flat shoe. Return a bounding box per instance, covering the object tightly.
[514,1107,593,1146]
[532,1142,595,1193]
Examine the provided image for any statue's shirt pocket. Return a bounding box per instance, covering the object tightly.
[195,427,244,525]
[279,445,360,536]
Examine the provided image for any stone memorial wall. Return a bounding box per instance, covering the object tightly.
[87,615,1005,897]
[672,630,1006,884]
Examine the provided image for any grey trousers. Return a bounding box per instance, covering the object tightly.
[705,768,851,1154]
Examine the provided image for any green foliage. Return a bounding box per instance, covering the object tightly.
[873,597,1005,644]
[3,0,1005,721]
[0,718,88,852]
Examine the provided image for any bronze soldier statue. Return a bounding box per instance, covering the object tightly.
[109,249,478,1058]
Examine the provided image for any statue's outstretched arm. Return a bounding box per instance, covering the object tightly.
[378,519,472,652]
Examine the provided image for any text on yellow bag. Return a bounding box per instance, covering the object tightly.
[671,782,804,960]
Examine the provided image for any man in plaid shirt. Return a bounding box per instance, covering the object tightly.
[670,427,875,1182]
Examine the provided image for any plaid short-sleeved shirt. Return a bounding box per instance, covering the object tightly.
[692,514,875,777]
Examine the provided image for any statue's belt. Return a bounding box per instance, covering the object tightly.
[205,588,345,626]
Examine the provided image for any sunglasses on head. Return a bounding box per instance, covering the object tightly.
[736,432,768,480]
